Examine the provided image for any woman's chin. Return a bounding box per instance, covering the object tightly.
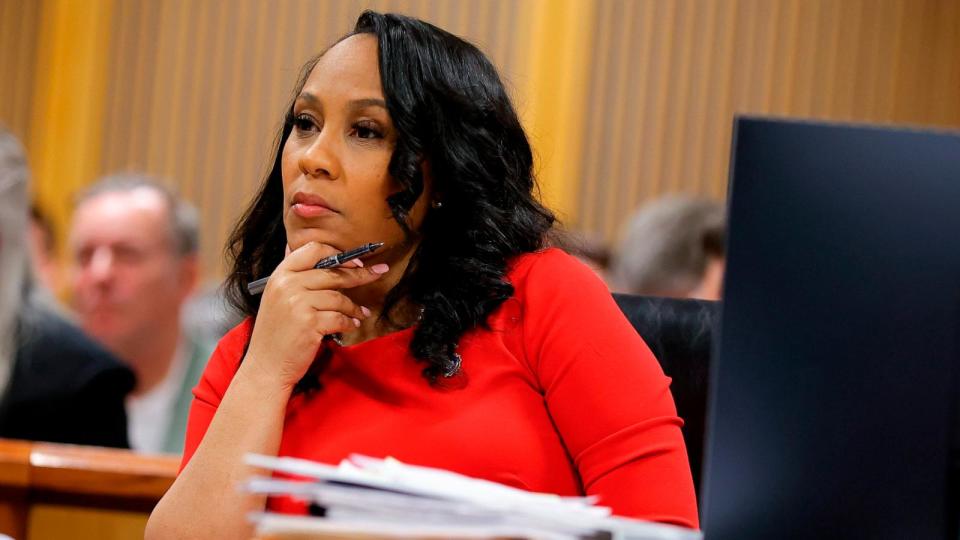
[286,230,341,252]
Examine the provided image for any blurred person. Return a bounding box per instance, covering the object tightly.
[545,226,612,283]
[610,195,725,300]
[28,204,61,293]
[182,283,246,344]
[148,12,697,538]
[67,175,212,454]
[0,127,133,447]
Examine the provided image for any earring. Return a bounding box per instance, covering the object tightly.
[431,200,443,209]
[443,353,462,378]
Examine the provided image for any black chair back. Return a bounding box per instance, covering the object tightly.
[613,293,719,493]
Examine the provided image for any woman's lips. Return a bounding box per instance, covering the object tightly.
[292,203,336,218]
[291,192,337,218]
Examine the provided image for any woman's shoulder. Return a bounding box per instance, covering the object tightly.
[502,247,626,346]
[508,246,586,276]
[200,317,255,392]
[219,316,255,349]
[507,247,608,296]
[216,316,254,364]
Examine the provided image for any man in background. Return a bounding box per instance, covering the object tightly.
[0,127,133,448]
[610,195,726,301]
[68,175,210,454]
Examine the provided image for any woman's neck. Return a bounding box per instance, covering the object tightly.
[338,241,419,346]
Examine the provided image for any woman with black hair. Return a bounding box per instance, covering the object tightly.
[148,11,697,537]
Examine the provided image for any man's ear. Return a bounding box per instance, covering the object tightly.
[178,254,200,299]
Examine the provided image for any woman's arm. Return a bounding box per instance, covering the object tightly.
[146,242,387,539]
[520,250,699,528]
[146,360,290,539]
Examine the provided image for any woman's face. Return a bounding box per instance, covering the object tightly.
[281,33,429,260]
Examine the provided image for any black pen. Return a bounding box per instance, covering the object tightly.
[246,242,385,295]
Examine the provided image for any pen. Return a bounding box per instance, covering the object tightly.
[246,241,385,295]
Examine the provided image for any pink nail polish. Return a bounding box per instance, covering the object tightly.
[371,264,389,274]
[353,318,361,327]
[361,306,372,317]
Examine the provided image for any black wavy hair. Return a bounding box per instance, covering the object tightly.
[225,11,555,383]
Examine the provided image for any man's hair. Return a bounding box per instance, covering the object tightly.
[545,227,611,269]
[610,195,726,296]
[76,174,199,256]
[0,126,30,396]
[0,129,27,193]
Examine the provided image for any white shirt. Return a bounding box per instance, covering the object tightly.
[126,339,190,454]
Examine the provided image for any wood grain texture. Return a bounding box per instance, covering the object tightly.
[92,0,529,280]
[0,440,31,488]
[0,1,41,153]
[29,442,177,500]
[27,505,150,540]
[2,0,958,275]
[0,439,178,539]
[576,0,960,241]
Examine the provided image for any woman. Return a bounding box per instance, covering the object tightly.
[147,11,697,537]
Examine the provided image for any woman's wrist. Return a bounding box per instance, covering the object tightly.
[234,355,298,400]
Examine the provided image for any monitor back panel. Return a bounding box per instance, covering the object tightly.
[702,118,960,539]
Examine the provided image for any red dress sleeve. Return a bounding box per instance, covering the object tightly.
[180,318,253,471]
[519,250,699,528]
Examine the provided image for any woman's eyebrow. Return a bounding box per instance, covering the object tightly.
[296,92,320,105]
[349,98,387,111]
[295,93,386,112]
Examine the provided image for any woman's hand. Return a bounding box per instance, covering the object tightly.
[243,241,388,389]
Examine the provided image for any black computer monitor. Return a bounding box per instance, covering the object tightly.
[701,118,960,539]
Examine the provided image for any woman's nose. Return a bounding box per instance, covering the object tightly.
[298,130,341,180]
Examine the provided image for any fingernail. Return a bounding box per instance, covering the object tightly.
[352,258,364,267]
[361,306,371,317]
[353,318,361,327]
[371,264,389,274]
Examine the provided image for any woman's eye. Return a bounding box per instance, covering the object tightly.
[292,114,318,133]
[354,122,383,140]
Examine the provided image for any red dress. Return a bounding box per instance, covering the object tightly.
[181,248,699,528]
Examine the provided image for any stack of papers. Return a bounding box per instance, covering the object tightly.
[244,453,701,540]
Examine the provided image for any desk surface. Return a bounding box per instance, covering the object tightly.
[0,438,179,539]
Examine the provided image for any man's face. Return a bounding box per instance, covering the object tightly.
[68,188,195,355]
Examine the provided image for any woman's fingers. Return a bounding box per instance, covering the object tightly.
[282,241,372,271]
[267,259,386,297]
[315,310,364,334]
[267,242,384,295]
[244,244,381,389]
[310,290,370,321]
[300,263,390,291]
[283,241,339,271]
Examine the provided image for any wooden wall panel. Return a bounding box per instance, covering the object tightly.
[90,0,529,279]
[0,1,41,150]
[2,0,958,278]
[577,0,960,242]
[26,0,116,248]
